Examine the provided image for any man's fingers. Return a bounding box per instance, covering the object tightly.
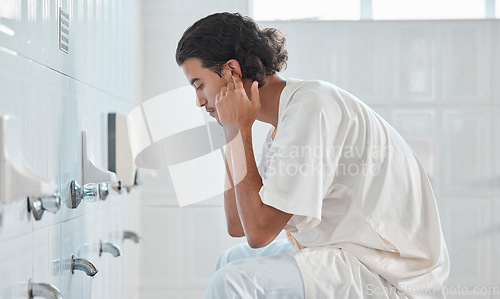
[250,81,260,106]
[220,86,227,98]
[227,82,235,91]
[232,73,244,89]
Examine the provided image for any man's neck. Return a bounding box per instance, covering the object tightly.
[244,75,286,128]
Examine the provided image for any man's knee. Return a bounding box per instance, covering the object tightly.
[213,243,251,272]
[206,260,252,299]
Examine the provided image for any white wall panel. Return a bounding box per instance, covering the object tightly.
[16,234,33,298]
[336,23,382,101]
[33,227,50,285]
[391,110,436,181]
[0,48,18,115]
[0,238,19,298]
[493,22,500,104]
[493,108,500,195]
[441,109,491,196]
[441,23,490,104]
[394,23,437,103]
[140,206,183,289]
[439,198,491,288]
[183,207,239,288]
[491,198,500,299]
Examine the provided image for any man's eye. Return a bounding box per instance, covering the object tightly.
[196,84,203,91]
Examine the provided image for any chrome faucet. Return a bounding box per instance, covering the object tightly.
[54,255,98,277]
[71,255,98,277]
[99,240,122,257]
[28,195,61,221]
[123,231,141,244]
[66,180,98,209]
[28,279,63,299]
[98,180,122,201]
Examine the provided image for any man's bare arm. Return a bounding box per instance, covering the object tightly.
[227,127,292,248]
[222,141,245,237]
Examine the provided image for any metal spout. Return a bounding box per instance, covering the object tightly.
[71,255,98,277]
[28,279,63,299]
[123,231,141,244]
[99,240,122,257]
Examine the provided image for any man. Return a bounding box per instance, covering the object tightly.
[176,12,449,298]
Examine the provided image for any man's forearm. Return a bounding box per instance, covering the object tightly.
[227,127,281,248]
[222,142,245,237]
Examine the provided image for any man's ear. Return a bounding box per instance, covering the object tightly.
[225,59,242,78]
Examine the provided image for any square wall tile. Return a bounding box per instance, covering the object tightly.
[438,197,491,288]
[439,109,491,196]
[492,22,500,104]
[391,109,437,181]
[440,22,490,104]
[140,206,183,289]
[393,23,437,103]
[492,107,500,196]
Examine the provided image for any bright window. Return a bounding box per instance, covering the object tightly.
[252,0,360,20]
[372,0,485,20]
[252,0,497,20]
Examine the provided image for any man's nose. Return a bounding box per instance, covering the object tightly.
[195,92,207,107]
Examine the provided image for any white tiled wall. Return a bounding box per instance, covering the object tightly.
[141,2,500,296]
[0,0,142,298]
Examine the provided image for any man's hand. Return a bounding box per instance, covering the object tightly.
[215,74,261,131]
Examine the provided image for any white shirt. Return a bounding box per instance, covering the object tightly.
[257,79,449,298]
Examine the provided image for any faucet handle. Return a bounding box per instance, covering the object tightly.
[98,180,122,201]
[66,180,99,209]
[28,195,61,221]
[123,231,141,244]
[28,278,63,299]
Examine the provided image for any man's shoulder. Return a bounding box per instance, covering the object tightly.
[285,79,354,111]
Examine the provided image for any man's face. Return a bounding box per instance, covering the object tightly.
[181,58,230,123]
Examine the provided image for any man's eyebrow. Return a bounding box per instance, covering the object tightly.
[190,78,200,86]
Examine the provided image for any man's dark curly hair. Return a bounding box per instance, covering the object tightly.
[176,12,288,87]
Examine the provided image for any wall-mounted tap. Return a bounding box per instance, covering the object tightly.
[52,255,98,277]
[71,255,98,277]
[53,255,98,277]
[28,278,63,299]
[123,231,141,244]
[66,180,98,209]
[28,195,61,221]
[99,240,122,257]
[98,181,122,201]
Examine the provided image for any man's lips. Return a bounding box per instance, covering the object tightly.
[206,109,216,117]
